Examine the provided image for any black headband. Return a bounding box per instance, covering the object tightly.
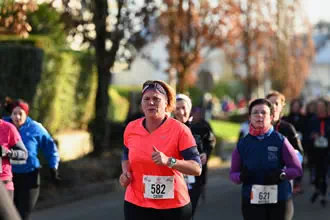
[142,82,168,100]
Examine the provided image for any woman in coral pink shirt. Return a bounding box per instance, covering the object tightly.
[120,80,202,220]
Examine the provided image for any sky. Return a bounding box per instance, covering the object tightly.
[302,0,330,24]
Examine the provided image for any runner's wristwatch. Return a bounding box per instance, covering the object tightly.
[167,157,177,168]
[279,172,286,180]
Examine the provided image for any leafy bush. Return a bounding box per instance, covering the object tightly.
[211,80,245,99]
[187,86,204,106]
[0,44,43,103]
[108,87,130,122]
[229,113,249,123]
[0,36,97,134]
[27,3,67,47]
[112,85,140,100]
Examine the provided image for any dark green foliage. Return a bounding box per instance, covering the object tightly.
[187,86,204,107]
[27,3,67,47]
[111,85,140,100]
[211,80,245,100]
[32,50,97,133]
[229,113,249,123]
[0,36,97,134]
[0,44,43,104]
[108,87,129,122]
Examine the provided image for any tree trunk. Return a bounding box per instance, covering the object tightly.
[243,2,252,101]
[92,0,111,156]
[243,31,253,101]
[93,61,111,155]
[168,67,177,90]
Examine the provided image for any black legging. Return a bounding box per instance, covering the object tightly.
[13,169,40,220]
[242,198,294,220]
[311,149,328,196]
[124,201,192,220]
[189,183,202,217]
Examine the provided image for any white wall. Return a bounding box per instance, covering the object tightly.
[113,38,233,86]
[113,38,169,86]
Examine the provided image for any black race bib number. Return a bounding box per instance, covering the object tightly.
[259,192,270,201]
[151,184,166,195]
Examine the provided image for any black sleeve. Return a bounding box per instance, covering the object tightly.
[9,140,28,162]
[203,130,216,158]
[180,146,202,167]
[122,145,129,161]
[286,124,304,154]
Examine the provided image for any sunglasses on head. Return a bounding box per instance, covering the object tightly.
[142,81,167,97]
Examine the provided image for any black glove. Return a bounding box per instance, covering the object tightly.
[50,168,61,185]
[264,169,282,185]
[1,146,8,157]
[240,166,255,184]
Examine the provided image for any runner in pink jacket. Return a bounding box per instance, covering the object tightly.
[0,119,27,199]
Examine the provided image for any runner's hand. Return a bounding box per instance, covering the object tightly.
[152,146,169,166]
[119,171,132,188]
[200,153,207,165]
[1,146,9,157]
[264,169,282,185]
[50,168,61,185]
[240,166,255,184]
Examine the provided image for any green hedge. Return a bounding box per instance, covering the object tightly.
[0,36,97,134]
[0,44,43,103]
[0,35,134,134]
[32,50,97,133]
[108,87,129,122]
[187,86,204,107]
[211,80,245,100]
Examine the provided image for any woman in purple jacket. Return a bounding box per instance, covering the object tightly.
[230,98,302,220]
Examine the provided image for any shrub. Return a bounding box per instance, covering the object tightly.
[0,44,43,103]
[187,86,204,106]
[211,80,245,100]
[0,36,97,134]
[108,87,129,122]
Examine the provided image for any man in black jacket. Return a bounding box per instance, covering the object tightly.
[174,95,216,218]
[267,92,304,195]
[191,107,216,204]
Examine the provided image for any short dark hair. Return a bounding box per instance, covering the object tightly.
[317,98,329,110]
[290,98,303,110]
[248,98,274,116]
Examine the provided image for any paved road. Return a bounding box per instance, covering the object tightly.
[32,169,330,220]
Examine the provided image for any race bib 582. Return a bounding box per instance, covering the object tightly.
[143,175,174,199]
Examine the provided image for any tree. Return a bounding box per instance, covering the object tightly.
[27,3,67,46]
[230,0,314,100]
[0,0,37,38]
[160,0,241,93]
[60,0,159,155]
[269,0,314,99]
[232,0,276,99]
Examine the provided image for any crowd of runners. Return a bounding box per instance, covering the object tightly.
[1,79,330,220]
[120,80,330,220]
[0,98,60,220]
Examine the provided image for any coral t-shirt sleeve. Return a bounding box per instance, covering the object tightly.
[178,125,196,151]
